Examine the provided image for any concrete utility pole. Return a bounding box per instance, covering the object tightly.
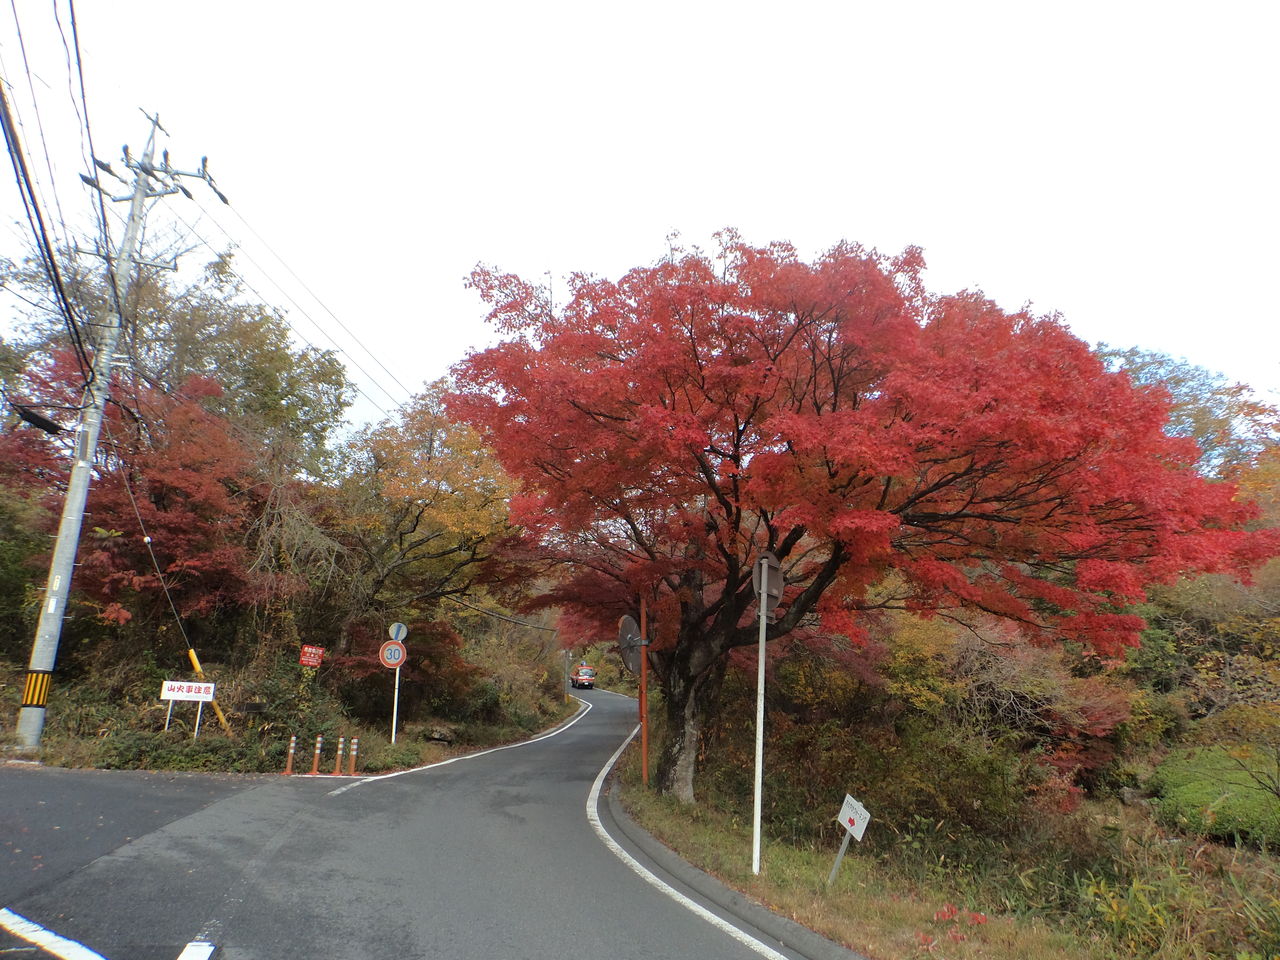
[16,114,222,750]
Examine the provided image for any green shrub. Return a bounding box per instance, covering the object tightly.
[694,677,1031,845]
[1152,745,1280,847]
[359,739,428,773]
[91,730,281,772]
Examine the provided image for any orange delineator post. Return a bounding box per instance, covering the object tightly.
[331,737,346,776]
[283,735,297,775]
[348,738,359,776]
[309,735,323,775]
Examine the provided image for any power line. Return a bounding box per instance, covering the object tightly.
[16,116,238,750]
[4,1,73,258]
[223,202,418,402]
[63,0,116,288]
[164,201,405,420]
[443,594,557,632]
[0,70,90,379]
[185,193,414,410]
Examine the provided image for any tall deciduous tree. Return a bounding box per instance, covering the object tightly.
[451,234,1277,802]
[324,381,513,641]
[1099,346,1279,477]
[3,248,352,667]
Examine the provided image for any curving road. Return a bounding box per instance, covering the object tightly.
[1,690,824,960]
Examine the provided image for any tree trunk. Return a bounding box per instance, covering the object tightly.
[655,647,726,804]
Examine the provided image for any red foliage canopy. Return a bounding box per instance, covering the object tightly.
[451,235,1274,668]
[3,352,265,626]
[79,375,264,622]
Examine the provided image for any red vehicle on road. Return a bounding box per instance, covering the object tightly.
[570,663,596,689]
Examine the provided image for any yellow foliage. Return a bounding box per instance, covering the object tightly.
[364,381,513,539]
[1236,446,1280,526]
[882,613,963,713]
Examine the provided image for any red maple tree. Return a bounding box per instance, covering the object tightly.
[2,351,267,661]
[75,374,265,632]
[449,233,1276,802]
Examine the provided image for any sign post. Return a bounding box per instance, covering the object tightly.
[159,680,216,739]
[381,622,408,744]
[751,551,781,875]
[640,597,649,787]
[619,609,651,785]
[827,794,871,887]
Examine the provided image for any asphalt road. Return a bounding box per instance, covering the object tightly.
[0,691,823,960]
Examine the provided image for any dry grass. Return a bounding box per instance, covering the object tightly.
[615,751,1114,960]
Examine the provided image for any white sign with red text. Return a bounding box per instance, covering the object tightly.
[160,680,216,702]
[838,794,870,841]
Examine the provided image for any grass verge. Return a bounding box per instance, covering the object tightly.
[613,742,1280,960]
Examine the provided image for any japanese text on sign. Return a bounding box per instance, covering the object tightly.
[838,794,871,841]
[160,680,216,702]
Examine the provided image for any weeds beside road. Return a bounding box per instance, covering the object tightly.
[615,745,1280,960]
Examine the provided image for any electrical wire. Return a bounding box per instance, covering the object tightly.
[222,202,417,401]
[63,0,117,287]
[100,418,198,648]
[183,194,412,412]
[100,417,231,733]
[4,0,73,261]
[5,16,412,432]
[443,594,556,632]
[163,202,404,421]
[0,72,91,379]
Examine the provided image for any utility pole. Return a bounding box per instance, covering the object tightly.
[16,114,224,750]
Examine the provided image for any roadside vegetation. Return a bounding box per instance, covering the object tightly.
[3,236,1279,959]
[615,598,1280,959]
[0,616,574,774]
[0,248,573,771]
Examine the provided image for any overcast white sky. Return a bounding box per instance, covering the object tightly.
[2,1,1277,426]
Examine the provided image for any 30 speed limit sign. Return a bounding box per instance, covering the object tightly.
[379,640,407,669]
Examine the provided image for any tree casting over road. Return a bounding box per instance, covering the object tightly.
[450,232,1277,802]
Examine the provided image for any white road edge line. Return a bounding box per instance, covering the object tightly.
[327,697,593,796]
[0,908,110,960]
[0,700,600,960]
[586,728,791,960]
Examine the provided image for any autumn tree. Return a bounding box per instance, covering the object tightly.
[321,381,513,644]
[450,233,1277,803]
[1099,346,1279,476]
[0,369,63,661]
[0,343,266,661]
[2,248,353,668]
[80,376,265,645]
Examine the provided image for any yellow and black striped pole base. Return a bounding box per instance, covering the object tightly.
[15,671,53,749]
[20,670,52,708]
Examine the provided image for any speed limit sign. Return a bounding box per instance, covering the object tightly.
[379,640,407,669]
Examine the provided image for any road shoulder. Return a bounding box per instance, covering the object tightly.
[602,777,871,960]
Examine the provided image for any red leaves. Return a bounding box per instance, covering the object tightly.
[450,232,1278,666]
[66,375,263,623]
[918,904,989,953]
[932,903,959,923]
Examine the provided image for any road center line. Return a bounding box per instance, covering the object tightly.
[0,908,109,960]
[586,730,792,960]
[327,697,593,796]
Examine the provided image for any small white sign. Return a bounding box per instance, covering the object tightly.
[160,680,216,702]
[838,794,871,841]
